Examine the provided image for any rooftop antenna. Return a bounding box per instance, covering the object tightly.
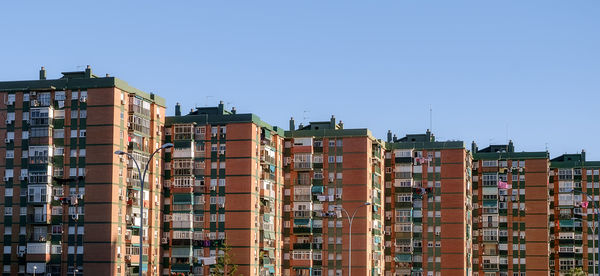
[303,110,309,124]
[545,143,549,152]
[205,96,214,107]
[429,105,433,132]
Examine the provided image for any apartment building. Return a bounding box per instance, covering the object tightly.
[548,151,600,275]
[383,130,473,276]
[162,102,284,276]
[471,141,550,276]
[282,117,385,276]
[0,67,166,275]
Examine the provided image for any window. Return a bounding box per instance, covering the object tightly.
[482,160,498,167]
[396,194,412,202]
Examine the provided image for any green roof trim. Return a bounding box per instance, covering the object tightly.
[473,151,548,160]
[284,128,375,140]
[166,113,284,136]
[386,141,464,150]
[0,74,165,107]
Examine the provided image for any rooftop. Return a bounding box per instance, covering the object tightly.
[0,66,165,106]
[284,115,376,140]
[166,101,284,136]
[471,141,548,160]
[385,130,465,150]
[550,151,600,168]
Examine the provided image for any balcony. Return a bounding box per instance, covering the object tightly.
[293,195,312,202]
[293,211,312,218]
[482,263,499,270]
[27,242,51,254]
[293,162,313,171]
[482,221,498,228]
[29,213,50,224]
[293,227,313,234]
[293,243,312,250]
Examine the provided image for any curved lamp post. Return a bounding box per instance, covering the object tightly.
[567,189,598,275]
[336,202,371,276]
[115,143,173,276]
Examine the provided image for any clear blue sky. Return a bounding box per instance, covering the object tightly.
[1,1,598,159]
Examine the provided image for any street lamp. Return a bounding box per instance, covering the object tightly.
[335,202,371,276]
[567,189,598,275]
[115,142,173,276]
[33,266,37,276]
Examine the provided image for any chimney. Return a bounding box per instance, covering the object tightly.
[175,103,181,116]
[106,73,110,77]
[39,66,46,80]
[582,149,586,162]
[387,130,392,143]
[508,140,514,152]
[231,107,236,114]
[392,134,397,142]
[218,101,224,114]
[289,117,295,131]
[471,141,478,153]
[330,115,335,128]
[338,121,343,129]
[84,65,92,78]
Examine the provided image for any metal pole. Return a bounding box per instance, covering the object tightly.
[117,143,172,276]
[337,203,370,276]
[126,155,143,276]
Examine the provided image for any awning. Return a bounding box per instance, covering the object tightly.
[173,194,192,204]
[263,130,272,139]
[482,200,497,207]
[171,247,192,257]
[395,254,412,262]
[294,218,310,226]
[559,220,575,227]
[311,186,325,194]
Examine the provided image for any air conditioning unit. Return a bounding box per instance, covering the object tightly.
[435,231,440,236]
[125,255,131,261]
[210,185,216,191]
[31,100,39,106]
[219,203,225,208]
[117,252,121,258]
[31,92,37,96]
[19,176,26,181]
[5,120,11,124]
[219,150,225,155]
[79,97,87,103]
[118,195,123,201]
[4,138,10,143]
[121,99,125,105]
[161,237,168,244]
[72,214,79,221]
[3,176,9,181]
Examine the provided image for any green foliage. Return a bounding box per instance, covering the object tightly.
[566,267,586,276]
[211,242,238,276]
